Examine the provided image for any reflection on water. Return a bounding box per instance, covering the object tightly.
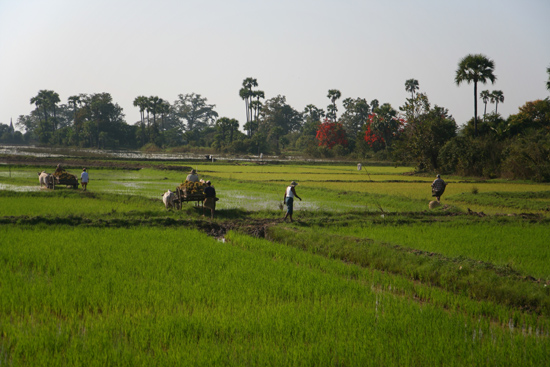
[0,145,335,162]
[0,145,270,161]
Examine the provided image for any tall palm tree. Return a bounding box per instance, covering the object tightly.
[405,79,419,99]
[68,95,81,143]
[480,90,491,118]
[133,96,148,144]
[46,90,60,131]
[490,90,504,114]
[455,54,496,136]
[240,77,258,126]
[327,89,341,122]
[546,66,550,91]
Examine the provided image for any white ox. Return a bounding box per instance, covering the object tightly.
[162,190,177,209]
[38,171,53,188]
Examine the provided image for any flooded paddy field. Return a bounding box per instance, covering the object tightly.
[1,154,549,365]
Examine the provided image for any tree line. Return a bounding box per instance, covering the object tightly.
[3,54,550,181]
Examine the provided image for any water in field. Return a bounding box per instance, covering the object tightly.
[0,145,336,162]
[0,183,40,192]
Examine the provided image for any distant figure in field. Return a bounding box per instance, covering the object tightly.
[186,169,199,182]
[431,174,447,202]
[203,180,217,219]
[283,181,302,222]
[81,168,89,191]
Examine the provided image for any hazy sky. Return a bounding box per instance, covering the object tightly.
[1,0,549,132]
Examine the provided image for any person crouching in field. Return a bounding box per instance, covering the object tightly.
[203,180,216,219]
[283,181,302,222]
[81,168,89,191]
[431,174,447,202]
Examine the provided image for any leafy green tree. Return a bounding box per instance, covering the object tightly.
[326,89,341,122]
[490,90,504,114]
[260,95,302,152]
[405,79,419,99]
[507,98,550,136]
[455,54,497,136]
[501,130,550,182]
[396,93,457,171]
[370,103,401,150]
[173,93,218,143]
[370,99,379,111]
[30,90,60,141]
[340,97,370,147]
[89,93,126,148]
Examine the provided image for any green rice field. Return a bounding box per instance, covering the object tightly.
[0,160,549,366]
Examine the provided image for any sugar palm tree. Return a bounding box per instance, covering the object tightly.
[327,89,341,122]
[490,90,504,114]
[455,54,496,136]
[405,79,419,99]
[133,96,148,144]
[480,90,491,118]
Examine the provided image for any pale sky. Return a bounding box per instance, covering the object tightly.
[1,0,549,132]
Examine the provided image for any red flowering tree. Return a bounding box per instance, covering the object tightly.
[364,107,404,151]
[316,119,348,148]
[364,114,385,150]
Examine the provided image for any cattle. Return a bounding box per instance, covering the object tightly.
[162,190,177,209]
[38,171,53,189]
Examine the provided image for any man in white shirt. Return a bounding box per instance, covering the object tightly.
[81,168,89,191]
[283,181,302,222]
[186,169,199,182]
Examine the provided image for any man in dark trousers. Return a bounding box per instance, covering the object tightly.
[283,181,302,222]
[431,174,447,202]
[203,180,216,219]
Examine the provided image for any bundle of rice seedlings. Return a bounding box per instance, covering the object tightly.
[429,200,441,209]
[178,181,206,195]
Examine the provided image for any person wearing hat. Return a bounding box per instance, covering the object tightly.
[186,169,199,182]
[283,181,302,222]
[81,168,89,191]
[203,180,217,219]
[431,174,447,202]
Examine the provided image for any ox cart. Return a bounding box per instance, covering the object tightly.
[53,171,79,189]
[174,187,205,210]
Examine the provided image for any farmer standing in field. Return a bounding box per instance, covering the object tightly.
[283,181,302,222]
[81,168,89,191]
[431,174,447,202]
[203,180,216,219]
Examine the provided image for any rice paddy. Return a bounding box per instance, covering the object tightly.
[0,159,549,365]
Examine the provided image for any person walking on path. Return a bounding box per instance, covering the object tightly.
[81,168,89,191]
[431,174,447,202]
[283,181,302,222]
[203,180,217,219]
